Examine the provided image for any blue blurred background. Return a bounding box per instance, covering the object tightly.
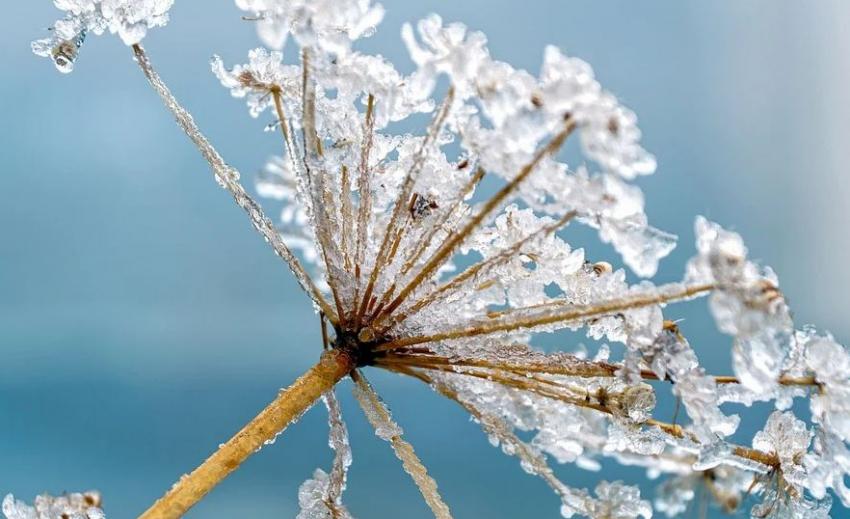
[2,1,850,517]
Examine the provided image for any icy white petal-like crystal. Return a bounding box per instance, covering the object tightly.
[752,411,811,489]
[685,217,793,400]
[585,481,652,519]
[805,334,850,442]
[3,492,104,519]
[402,14,490,101]
[236,0,385,53]
[33,0,173,72]
[296,469,355,519]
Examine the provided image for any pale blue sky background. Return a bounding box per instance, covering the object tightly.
[2,1,850,518]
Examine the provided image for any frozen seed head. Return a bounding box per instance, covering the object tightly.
[208,3,846,514]
[26,0,850,517]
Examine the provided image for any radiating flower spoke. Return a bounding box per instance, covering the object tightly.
[131,44,339,324]
[351,371,453,519]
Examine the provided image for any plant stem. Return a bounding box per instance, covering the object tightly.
[131,44,338,325]
[375,283,713,351]
[137,349,355,519]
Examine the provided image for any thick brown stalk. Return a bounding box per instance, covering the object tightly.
[137,349,355,519]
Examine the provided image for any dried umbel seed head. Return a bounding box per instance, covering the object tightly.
[721,495,741,513]
[52,40,79,71]
[2,491,105,519]
[238,69,266,89]
[30,2,849,518]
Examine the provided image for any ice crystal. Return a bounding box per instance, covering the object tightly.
[236,0,384,53]
[806,334,850,442]
[296,469,353,519]
[297,391,355,519]
[26,0,850,517]
[2,492,104,519]
[655,465,749,517]
[32,0,173,72]
[585,481,652,519]
[752,411,815,510]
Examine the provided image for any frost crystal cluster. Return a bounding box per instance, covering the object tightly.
[26,1,850,518]
[2,492,104,519]
[32,0,173,72]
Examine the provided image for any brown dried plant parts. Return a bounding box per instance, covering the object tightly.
[128,43,816,519]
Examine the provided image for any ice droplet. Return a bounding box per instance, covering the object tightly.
[50,29,86,74]
[692,440,733,471]
[32,28,87,74]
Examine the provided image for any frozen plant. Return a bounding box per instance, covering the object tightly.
[18,1,850,518]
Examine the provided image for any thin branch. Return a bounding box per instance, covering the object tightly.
[368,209,578,339]
[321,312,330,350]
[376,120,578,327]
[300,47,348,321]
[395,364,594,516]
[339,165,355,273]
[271,87,299,169]
[355,88,456,328]
[324,390,352,514]
[376,351,820,391]
[375,351,620,379]
[375,283,714,351]
[380,361,779,469]
[352,94,377,324]
[131,44,338,324]
[351,370,453,519]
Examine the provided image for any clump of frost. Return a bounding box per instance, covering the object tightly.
[236,0,385,53]
[297,469,355,519]
[3,492,104,519]
[753,412,812,490]
[32,0,173,72]
[584,481,652,519]
[685,217,794,398]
